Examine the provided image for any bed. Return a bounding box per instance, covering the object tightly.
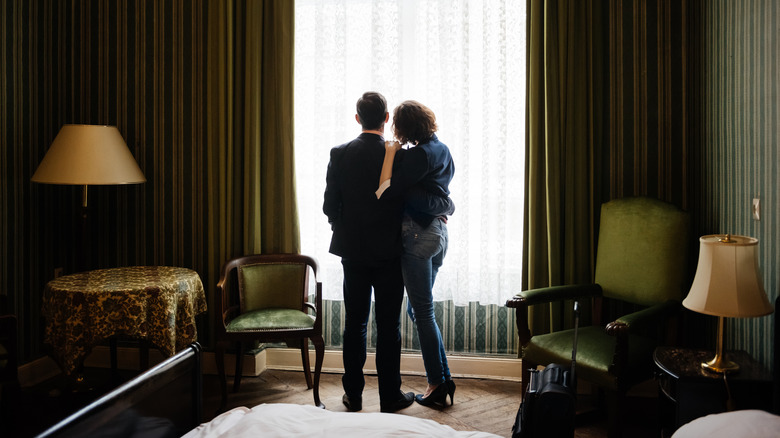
[37,335,779,437]
[671,409,780,437]
[38,343,203,438]
[183,403,500,437]
[37,342,499,437]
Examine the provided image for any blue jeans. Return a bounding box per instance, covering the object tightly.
[401,216,451,385]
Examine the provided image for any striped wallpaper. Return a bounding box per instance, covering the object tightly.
[687,0,779,368]
[602,0,778,369]
[1,0,210,361]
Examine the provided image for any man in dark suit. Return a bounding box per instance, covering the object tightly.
[323,91,414,413]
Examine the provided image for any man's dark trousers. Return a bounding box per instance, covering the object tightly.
[341,257,404,403]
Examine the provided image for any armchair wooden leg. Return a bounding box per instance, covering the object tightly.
[299,339,313,389]
[215,343,228,411]
[233,342,244,392]
[312,335,325,409]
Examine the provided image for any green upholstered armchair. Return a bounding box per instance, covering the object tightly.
[215,254,325,409]
[507,197,690,437]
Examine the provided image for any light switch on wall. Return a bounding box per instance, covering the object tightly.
[752,198,760,220]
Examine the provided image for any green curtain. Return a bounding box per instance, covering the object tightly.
[206,0,299,255]
[522,0,604,335]
[205,0,300,338]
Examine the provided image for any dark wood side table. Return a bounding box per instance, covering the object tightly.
[654,347,773,436]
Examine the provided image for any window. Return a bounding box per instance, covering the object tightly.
[294,0,525,305]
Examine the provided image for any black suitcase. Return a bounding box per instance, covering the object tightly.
[511,301,580,438]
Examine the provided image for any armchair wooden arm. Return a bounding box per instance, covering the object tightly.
[506,284,603,345]
[609,299,681,334]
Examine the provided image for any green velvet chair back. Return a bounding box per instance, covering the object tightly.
[238,262,307,312]
[594,197,690,307]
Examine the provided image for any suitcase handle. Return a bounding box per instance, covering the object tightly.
[570,301,579,392]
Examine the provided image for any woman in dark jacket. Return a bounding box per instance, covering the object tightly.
[376,100,456,407]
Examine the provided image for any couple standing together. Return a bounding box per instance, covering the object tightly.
[323,92,456,413]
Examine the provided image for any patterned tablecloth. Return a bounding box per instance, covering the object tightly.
[42,266,207,375]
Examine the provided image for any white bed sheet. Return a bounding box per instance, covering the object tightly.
[671,409,780,438]
[184,403,502,438]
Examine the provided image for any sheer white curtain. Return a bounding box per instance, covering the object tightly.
[294,0,525,305]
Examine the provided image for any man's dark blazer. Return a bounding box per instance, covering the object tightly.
[323,132,404,265]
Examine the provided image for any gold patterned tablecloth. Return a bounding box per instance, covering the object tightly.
[42,266,207,375]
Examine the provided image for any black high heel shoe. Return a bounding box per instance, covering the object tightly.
[415,383,450,407]
[445,379,456,405]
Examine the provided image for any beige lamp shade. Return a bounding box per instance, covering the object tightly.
[683,234,773,318]
[31,124,146,185]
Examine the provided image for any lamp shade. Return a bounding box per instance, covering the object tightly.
[31,124,146,185]
[683,234,773,318]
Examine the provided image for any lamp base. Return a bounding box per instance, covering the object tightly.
[699,315,740,374]
[701,354,739,374]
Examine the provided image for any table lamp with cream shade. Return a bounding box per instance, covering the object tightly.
[682,234,774,374]
[31,124,146,271]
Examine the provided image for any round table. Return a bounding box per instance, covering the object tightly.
[42,266,207,375]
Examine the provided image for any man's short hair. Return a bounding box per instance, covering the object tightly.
[356,92,387,130]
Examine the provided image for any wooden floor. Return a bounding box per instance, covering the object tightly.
[203,369,661,438]
[5,366,660,437]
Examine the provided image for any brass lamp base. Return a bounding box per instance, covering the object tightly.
[701,353,739,374]
[701,315,740,374]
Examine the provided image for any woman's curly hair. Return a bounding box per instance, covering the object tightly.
[391,100,437,146]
